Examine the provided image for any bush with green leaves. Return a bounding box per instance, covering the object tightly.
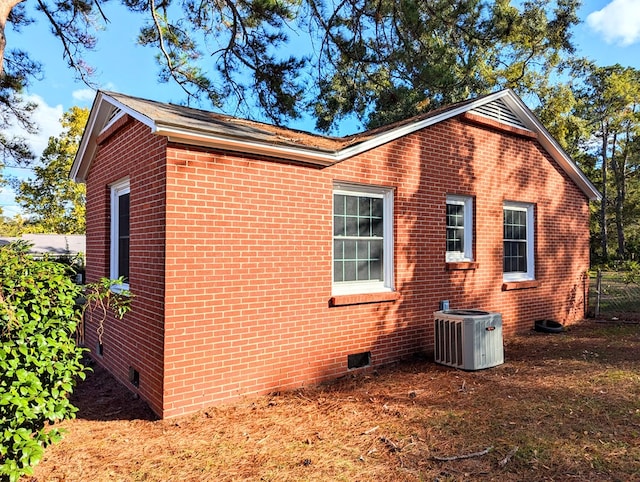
[621,260,640,285]
[0,242,87,481]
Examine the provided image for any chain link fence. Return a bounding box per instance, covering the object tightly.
[588,270,640,321]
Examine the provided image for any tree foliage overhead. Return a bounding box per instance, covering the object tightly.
[4,0,640,262]
[0,0,580,134]
[310,0,580,130]
[0,0,39,167]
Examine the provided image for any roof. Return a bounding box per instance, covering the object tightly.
[71,89,601,201]
[0,234,85,256]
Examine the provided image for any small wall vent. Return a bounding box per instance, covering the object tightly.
[470,98,530,131]
[348,351,371,369]
[129,367,140,387]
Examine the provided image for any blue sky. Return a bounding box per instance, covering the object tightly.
[2,0,640,218]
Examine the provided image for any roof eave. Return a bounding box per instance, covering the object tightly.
[72,89,601,202]
[70,92,105,183]
[71,92,161,183]
[156,125,341,167]
[499,93,601,201]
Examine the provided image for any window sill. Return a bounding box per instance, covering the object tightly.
[502,280,540,291]
[329,291,401,307]
[446,262,478,271]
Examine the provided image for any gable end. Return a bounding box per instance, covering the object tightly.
[469,98,531,131]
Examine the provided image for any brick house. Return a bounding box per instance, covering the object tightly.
[72,89,600,418]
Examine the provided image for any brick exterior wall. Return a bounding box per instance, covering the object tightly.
[85,113,591,418]
[85,116,167,416]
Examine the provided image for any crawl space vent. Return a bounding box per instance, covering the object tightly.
[348,352,371,369]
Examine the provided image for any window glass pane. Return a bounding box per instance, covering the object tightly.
[358,239,370,281]
[344,240,357,259]
[345,215,358,236]
[371,198,383,218]
[333,191,387,285]
[371,217,383,237]
[334,216,345,236]
[370,258,382,280]
[358,218,370,236]
[446,202,465,254]
[333,240,343,259]
[447,227,463,252]
[119,193,130,236]
[370,239,383,259]
[345,195,358,215]
[359,197,371,216]
[517,243,527,271]
[334,194,345,215]
[357,260,369,281]
[344,261,357,281]
[119,237,130,279]
[118,192,130,280]
[447,203,463,227]
[334,261,343,282]
[506,241,527,272]
[503,207,528,274]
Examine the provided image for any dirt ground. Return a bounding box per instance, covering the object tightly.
[25,319,640,481]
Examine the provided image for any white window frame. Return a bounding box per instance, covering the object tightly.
[503,201,535,282]
[445,195,473,262]
[332,182,394,296]
[110,178,130,291]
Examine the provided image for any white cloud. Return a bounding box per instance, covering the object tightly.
[2,94,63,218]
[587,0,640,46]
[5,93,64,161]
[72,88,97,103]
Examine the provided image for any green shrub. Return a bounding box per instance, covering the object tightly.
[620,260,640,284]
[0,242,87,481]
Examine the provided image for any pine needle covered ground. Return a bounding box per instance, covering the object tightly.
[26,320,640,481]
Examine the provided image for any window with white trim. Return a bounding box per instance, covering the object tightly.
[110,178,130,289]
[503,202,535,281]
[333,183,394,295]
[446,195,473,262]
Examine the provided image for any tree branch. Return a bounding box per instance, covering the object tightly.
[0,0,25,76]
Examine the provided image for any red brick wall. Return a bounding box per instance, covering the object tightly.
[86,114,591,418]
[84,117,167,416]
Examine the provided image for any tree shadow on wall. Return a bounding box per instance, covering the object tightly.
[367,114,593,369]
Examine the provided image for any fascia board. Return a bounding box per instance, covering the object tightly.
[71,92,158,182]
[156,125,339,167]
[500,92,601,201]
[156,91,511,166]
[71,92,107,182]
[100,94,157,131]
[341,91,512,159]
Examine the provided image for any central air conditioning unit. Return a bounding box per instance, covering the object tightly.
[434,309,504,370]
